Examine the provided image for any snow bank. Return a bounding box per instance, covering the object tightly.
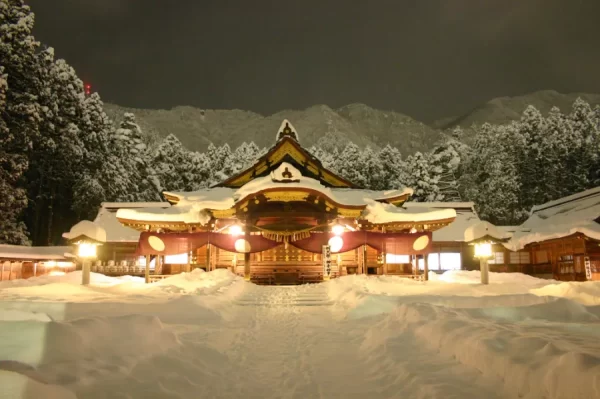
[0,370,76,399]
[434,269,550,285]
[152,268,242,295]
[0,314,179,368]
[530,281,600,306]
[360,302,600,399]
[0,269,244,305]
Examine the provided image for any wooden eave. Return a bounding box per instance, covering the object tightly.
[375,193,411,206]
[358,216,456,232]
[215,136,358,189]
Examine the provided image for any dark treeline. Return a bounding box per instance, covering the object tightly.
[1,1,599,246]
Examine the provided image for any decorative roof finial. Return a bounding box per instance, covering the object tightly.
[276,119,299,142]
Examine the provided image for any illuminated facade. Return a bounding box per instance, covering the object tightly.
[114,120,457,284]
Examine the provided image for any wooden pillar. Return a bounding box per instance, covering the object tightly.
[206,244,212,271]
[144,255,150,283]
[362,245,367,274]
[244,226,251,281]
[184,250,192,273]
[423,254,429,281]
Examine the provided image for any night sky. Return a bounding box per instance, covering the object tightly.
[26,0,600,122]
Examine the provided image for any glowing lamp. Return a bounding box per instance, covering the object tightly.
[332,224,344,236]
[328,236,344,253]
[229,225,243,236]
[78,242,98,259]
[474,242,492,259]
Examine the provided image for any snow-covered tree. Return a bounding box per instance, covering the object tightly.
[334,142,367,187]
[232,141,261,174]
[112,112,159,201]
[460,123,525,224]
[374,144,406,190]
[568,98,599,191]
[0,0,46,243]
[404,152,442,202]
[206,143,235,184]
[0,65,29,244]
[428,130,467,202]
[308,144,339,172]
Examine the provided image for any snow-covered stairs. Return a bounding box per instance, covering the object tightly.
[234,284,333,307]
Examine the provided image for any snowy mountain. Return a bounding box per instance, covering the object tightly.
[435,90,600,129]
[104,103,441,156]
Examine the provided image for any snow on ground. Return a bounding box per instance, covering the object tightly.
[1,270,599,399]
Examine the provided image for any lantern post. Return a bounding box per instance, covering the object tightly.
[465,221,511,285]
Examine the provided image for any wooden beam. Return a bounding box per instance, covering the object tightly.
[423,254,429,281]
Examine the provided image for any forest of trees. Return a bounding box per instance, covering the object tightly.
[1,0,600,245]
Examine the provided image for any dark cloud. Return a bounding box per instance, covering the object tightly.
[26,0,600,122]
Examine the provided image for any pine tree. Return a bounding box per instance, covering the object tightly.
[232,141,260,174]
[375,144,406,191]
[460,123,525,224]
[0,0,50,243]
[567,98,597,193]
[149,134,189,192]
[404,152,442,202]
[360,146,384,190]
[429,131,466,202]
[113,112,159,201]
[543,106,572,199]
[517,105,550,208]
[186,151,211,191]
[334,142,366,187]
[206,143,235,184]
[0,65,29,244]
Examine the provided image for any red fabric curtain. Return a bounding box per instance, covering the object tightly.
[136,232,209,256]
[136,231,433,256]
[365,231,432,254]
[207,233,281,254]
[290,231,368,253]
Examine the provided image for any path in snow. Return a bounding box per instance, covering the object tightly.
[185,283,512,399]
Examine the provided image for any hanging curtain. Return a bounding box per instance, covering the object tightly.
[136,232,209,256]
[365,231,432,255]
[290,231,368,254]
[207,232,281,254]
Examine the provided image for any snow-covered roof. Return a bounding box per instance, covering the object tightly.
[117,163,438,226]
[63,220,107,243]
[94,205,162,242]
[505,186,600,250]
[0,245,74,261]
[404,202,481,242]
[364,200,456,224]
[463,221,512,243]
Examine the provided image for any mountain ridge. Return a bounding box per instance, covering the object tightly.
[105,90,600,155]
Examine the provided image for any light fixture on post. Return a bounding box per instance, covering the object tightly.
[465,221,511,285]
[473,241,493,285]
[63,220,107,286]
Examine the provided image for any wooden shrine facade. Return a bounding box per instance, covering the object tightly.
[115,120,456,284]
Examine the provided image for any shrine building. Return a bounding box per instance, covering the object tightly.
[110,120,457,284]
